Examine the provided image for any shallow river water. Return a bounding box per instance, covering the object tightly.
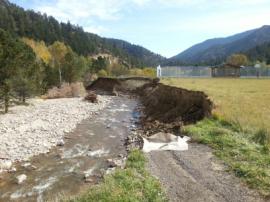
[0,96,138,202]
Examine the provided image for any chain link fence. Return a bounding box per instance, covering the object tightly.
[159,66,270,78]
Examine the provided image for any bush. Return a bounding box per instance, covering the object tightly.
[97,69,108,77]
[128,68,156,77]
[43,82,86,99]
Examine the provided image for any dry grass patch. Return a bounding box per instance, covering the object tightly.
[43,82,86,99]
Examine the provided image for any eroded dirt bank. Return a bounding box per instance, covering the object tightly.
[87,77,212,130]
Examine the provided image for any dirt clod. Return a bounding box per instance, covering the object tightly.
[84,92,98,103]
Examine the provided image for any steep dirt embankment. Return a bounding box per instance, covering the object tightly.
[87,77,212,130]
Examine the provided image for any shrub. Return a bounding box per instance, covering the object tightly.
[43,82,86,99]
[97,69,108,77]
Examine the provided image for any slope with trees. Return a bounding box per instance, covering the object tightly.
[0,0,164,67]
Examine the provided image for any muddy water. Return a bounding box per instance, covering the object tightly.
[0,96,138,202]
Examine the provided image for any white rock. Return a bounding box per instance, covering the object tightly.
[16,174,27,184]
[0,160,12,170]
[22,162,31,168]
[56,139,65,147]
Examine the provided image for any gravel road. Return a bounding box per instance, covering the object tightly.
[147,143,266,202]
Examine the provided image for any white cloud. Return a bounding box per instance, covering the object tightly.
[33,0,270,36]
[36,0,125,22]
[84,25,108,35]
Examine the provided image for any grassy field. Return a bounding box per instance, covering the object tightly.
[162,78,270,132]
[70,150,167,202]
[163,78,270,197]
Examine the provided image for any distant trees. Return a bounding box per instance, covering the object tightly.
[227,54,248,66]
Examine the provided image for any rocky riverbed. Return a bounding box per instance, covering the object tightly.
[0,96,111,172]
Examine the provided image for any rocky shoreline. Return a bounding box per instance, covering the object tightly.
[0,96,111,172]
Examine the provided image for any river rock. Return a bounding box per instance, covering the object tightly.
[56,139,65,146]
[106,167,116,175]
[8,167,17,173]
[0,160,12,170]
[16,174,27,184]
[84,177,94,183]
[107,158,125,168]
[22,162,31,168]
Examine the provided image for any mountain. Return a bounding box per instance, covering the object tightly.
[167,25,270,65]
[0,0,165,67]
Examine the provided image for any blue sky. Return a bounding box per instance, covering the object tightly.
[11,0,270,57]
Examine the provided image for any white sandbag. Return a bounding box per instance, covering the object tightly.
[143,133,190,153]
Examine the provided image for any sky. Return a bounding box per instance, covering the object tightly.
[10,0,270,58]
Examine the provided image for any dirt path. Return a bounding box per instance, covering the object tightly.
[147,143,265,202]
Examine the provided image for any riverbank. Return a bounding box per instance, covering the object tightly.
[0,96,111,172]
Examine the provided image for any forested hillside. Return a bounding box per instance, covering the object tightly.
[0,0,164,67]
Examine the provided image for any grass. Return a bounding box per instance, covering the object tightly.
[162,78,270,197]
[162,78,270,133]
[183,117,270,197]
[70,150,167,202]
